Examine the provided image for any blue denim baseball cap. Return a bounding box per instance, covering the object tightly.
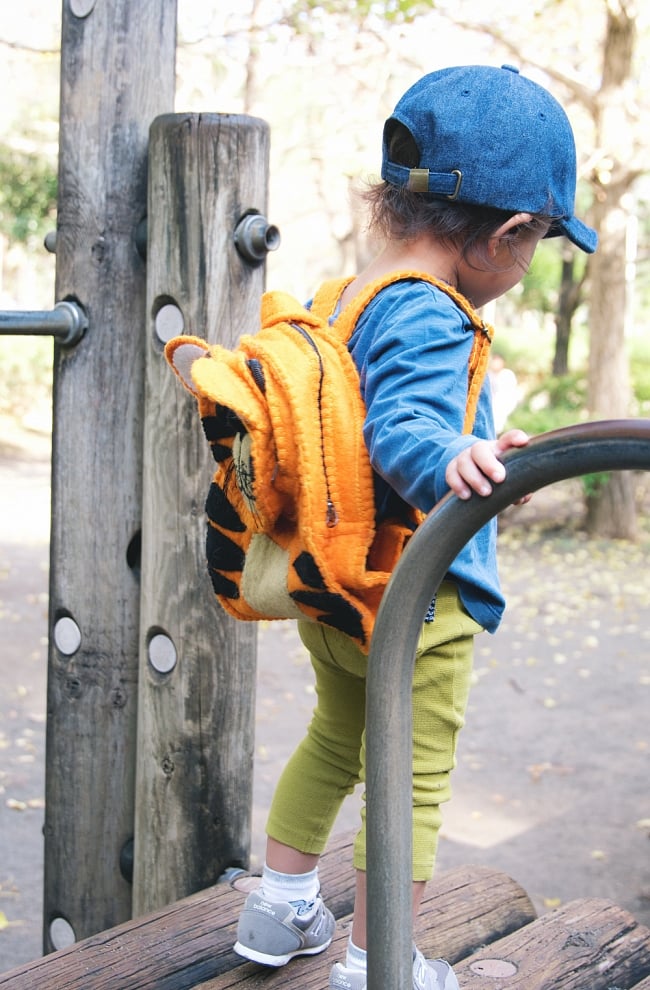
[381,64,597,254]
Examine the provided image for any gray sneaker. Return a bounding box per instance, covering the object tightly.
[234,890,335,967]
[329,945,459,990]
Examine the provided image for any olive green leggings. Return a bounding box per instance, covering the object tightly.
[265,581,482,881]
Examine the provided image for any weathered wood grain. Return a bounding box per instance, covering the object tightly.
[0,832,355,989]
[134,112,270,915]
[6,835,649,990]
[45,0,177,948]
[0,832,538,990]
[456,897,650,989]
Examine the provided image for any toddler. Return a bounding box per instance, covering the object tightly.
[233,63,597,990]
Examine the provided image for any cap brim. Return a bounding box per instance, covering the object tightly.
[548,216,598,254]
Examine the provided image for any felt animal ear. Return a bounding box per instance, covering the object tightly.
[164,336,210,396]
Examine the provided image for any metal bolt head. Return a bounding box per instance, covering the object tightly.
[148,633,177,673]
[234,213,281,265]
[53,616,82,656]
[69,0,96,16]
[469,959,518,977]
[154,304,184,344]
[49,916,76,950]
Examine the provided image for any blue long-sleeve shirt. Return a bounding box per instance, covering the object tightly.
[346,278,505,633]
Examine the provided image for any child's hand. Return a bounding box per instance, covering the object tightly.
[445,429,531,502]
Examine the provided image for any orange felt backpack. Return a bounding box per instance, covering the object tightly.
[165,271,492,653]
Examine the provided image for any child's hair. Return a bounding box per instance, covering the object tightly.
[364,120,553,270]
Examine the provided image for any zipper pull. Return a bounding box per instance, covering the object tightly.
[326,500,339,527]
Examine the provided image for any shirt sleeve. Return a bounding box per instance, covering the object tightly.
[349,279,491,514]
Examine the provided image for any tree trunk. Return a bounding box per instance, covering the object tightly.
[552,249,581,377]
[585,470,638,536]
[585,1,637,539]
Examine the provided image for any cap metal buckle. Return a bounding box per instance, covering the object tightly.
[446,169,463,201]
[406,167,463,198]
[407,168,431,193]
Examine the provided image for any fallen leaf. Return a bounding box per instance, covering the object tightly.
[527,762,574,782]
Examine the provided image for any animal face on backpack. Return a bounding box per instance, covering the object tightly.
[165,273,492,653]
[199,389,340,630]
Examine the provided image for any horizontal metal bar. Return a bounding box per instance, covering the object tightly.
[365,419,650,990]
[0,301,88,346]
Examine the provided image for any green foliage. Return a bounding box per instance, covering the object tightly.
[0,145,57,244]
[520,240,562,315]
[509,371,587,435]
[0,336,53,419]
[581,471,611,498]
[490,319,560,380]
[629,335,650,413]
[519,239,589,317]
[504,335,650,437]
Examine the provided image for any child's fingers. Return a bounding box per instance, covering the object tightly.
[445,461,473,500]
[465,441,507,484]
[447,443,500,498]
[446,434,533,504]
[495,428,529,452]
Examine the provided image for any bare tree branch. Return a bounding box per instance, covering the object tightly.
[0,37,59,56]
[441,17,598,113]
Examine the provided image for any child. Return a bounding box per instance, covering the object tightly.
[233,64,597,990]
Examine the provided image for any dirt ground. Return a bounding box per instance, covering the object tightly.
[1,418,649,974]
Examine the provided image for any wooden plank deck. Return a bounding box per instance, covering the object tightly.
[2,830,649,989]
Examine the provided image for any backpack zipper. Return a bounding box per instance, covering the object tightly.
[289,322,339,527]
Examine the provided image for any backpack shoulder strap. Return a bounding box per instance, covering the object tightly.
[308,276,355,326]
[310,270,493,435]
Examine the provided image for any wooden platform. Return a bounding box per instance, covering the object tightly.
[2,830,650,989]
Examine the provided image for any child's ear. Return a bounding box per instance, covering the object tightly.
[487,212,534,257]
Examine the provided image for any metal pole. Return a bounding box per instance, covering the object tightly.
[0,301,87,346]
[365,418,650,990]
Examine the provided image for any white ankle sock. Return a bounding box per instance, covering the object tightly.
[346,937,367,972]
[260,863,320,910]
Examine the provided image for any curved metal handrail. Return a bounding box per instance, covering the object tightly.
[365,419,650,989]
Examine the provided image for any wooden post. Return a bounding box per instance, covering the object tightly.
[44,0,177,948]
[132,113,267,914]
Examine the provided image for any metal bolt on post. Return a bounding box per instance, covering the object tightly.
[0,301,88,347]
[234,212,281,265]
